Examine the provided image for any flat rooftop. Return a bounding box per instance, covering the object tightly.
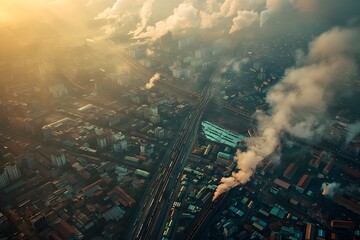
[201,121,245,148]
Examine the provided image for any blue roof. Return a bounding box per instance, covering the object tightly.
[201,121,245,148]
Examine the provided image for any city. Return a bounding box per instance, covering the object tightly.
[0,1,360,240]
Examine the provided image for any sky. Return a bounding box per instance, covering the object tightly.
[1,0,360,54]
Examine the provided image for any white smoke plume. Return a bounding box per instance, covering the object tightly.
[145,73,160,89]
[146,48,154,56]
[346,122,360,143]
[130,0,155,36]
[200,0,264,29]
[132,0,266,40]
[213,27,360,200]
[95,0,127,20]
[229,10,259,34]
[260,0,292,27]
[322,182,340,197]
[232,58,250,74]
[95,0,143,37]
[322,182,360,197]
[219,0,265,16]
[133,3,200,40]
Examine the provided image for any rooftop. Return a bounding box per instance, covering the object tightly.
[201,121,245,148]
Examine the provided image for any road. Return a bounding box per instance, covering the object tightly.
[127,54,234,239]
[93,39,247,240]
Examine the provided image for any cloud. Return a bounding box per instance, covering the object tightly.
[213,27,360,200]
[229,10,259,34]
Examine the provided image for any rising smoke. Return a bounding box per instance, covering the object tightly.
[94,0,360,41]
[321,182,340,197]
[133,3,200,40]
[130,0,155,36]
[213,27,360,200]
[145,73,160,89]
[322,182,360,198]
[346,122,360,143]
[229,10,259,34]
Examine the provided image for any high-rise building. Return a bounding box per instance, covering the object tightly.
[113,140,128,152]
[140,143,147,156]
[30,212,47,232]
[223,221,237,237]
[41,125,52,140]
[49,84,68,98]
[4,163,21,181]
[95,127,104,136]
[154,127,165,139]
[112,132,125,142]
[51,151,67,167]
[97,137,107,149]
[149,105,158,116]
[149,114,161,124]
[0,169,10,189]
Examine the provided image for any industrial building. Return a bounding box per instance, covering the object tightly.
[201,121,245,148]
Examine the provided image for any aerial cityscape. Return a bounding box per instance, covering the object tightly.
[0,1,360,240]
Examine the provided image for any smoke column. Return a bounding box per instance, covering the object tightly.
[346,122,360,143]
[321,182,340,197]
[130,0,154,36]
[145,73,160,89]
[321,182,360,197]
[213,27,360,200]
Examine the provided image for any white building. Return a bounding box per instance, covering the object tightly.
[140,143,147,155]
[112,132,125,142]
[95,127,104,136]
[49,84,68,98]
[149,114,161,124]
[154,127,165,139]
[149,105,158,116]
[97,137,107,149]
[113,140,128,152]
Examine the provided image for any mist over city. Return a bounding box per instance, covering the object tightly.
[0,1,360,239]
